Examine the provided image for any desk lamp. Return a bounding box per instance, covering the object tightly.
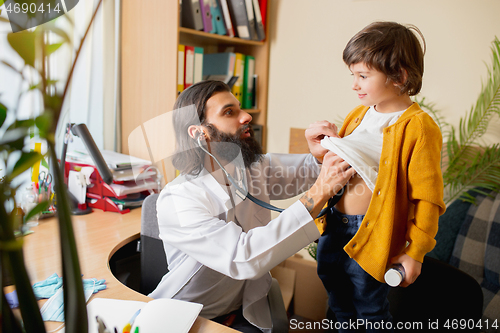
[60,123,113,215]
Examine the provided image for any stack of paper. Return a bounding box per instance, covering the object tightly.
[66,150,159,213]
[87,298,203,333]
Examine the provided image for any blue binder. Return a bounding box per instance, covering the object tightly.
[211,0,227,35]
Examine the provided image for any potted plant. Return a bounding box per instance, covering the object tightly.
[0,1,102,331]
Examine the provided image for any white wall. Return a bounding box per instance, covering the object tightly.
[267,0,500,153]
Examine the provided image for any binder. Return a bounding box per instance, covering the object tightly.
[242,55,255,109]
[193,47,204,84]
[184,45,195,89]
[258,0,267,30]
[252,0,265,41]
[210,0,227,35]
[181,0,204,31]
[177,44,185,95]
[227,0,251,40]
[251,123,263,146]
[199,0,213,33]
[232,53,246,103]
[244,0,259,40]
[202,52,236,77]
[219,0,234,37]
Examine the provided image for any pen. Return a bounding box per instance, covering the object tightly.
[122,309,141,333]
[96,316,112,333]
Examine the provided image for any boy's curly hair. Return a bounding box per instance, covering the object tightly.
[343,21,426,96]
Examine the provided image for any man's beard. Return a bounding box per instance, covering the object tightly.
[205,123,263,169]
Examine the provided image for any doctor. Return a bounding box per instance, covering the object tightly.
[150,80,355,332]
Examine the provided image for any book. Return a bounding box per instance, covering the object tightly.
[178,44,185,95]
[242,55,255,109]
[87,298,203,333]
[184,45,195,89]
[203,52,236,78]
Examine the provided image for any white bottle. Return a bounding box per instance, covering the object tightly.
[384,264,406,287]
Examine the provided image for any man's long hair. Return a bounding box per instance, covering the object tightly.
[172,80,231,176]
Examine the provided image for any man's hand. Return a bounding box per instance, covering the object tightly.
[390,253,422,287]
[300,152,356,218]
[305,121,340,163]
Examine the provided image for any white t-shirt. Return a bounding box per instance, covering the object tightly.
[321,106,405,191]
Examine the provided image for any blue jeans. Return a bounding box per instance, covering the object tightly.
[317,207,392,332]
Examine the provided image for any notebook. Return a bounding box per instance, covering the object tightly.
[87,298,203,333]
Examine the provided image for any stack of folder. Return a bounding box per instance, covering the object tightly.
[201,52,256,109]
[65,150,159,214]
[181,0,266,41]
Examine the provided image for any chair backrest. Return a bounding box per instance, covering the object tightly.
[140,193,168,295]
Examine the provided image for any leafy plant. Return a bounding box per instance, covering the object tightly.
[0,1,102,332]
[417,37,500,205]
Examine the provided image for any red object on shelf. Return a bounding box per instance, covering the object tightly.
[64,161,134,214]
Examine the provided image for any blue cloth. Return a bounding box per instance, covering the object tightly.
[317,207,392,332]
[32,273,63,299]
[32,273,106,300]
[5,290,18,308]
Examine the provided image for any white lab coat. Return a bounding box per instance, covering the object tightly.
[150,153,321,330]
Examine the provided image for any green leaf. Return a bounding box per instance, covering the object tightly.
[35,111,54,136]
[46,43,63,57]
[24,201,49,223]
[7,31,36,68]
[0,102,6,128]
[8,151,43,181]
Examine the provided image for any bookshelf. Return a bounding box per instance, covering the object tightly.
[121,0,271,181]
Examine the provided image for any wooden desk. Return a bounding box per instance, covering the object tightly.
[22,208,235,332]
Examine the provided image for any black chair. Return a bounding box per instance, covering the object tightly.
[388,256,483,332]
[140,193,289,333]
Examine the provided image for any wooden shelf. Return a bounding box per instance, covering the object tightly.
[245,109,261,114]
[122,0,271,173]
[179,27,265,46]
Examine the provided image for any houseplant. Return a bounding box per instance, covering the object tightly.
[0,1,102,332]
[418,37,500,205]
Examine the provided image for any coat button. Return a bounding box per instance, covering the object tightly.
[342,217,349,224]
[352,243,357,248]
[366,222,370,227]
[355,117,359,123]
[377,191,381,196]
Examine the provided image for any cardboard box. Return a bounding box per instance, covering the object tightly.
[274,252,328,321]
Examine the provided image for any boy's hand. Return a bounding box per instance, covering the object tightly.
[390,253,422,287]
[305,121,340,163]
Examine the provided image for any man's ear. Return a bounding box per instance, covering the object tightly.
[188,125,206,140]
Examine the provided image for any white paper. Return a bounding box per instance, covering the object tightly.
[68,170,87,204]
[87,298,203,333]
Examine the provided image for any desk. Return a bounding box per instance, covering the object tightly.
[21,208,235,332]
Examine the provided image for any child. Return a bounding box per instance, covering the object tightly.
[316,22,446,331]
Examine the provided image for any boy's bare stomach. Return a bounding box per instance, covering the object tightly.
[335,174,373,215]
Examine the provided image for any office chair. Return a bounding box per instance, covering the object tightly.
[387,256,483,332]
[140,193,289,333]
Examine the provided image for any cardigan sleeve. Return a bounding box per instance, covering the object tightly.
[405,114,446,262]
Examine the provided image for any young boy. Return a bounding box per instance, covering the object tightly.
[316,22,446,331]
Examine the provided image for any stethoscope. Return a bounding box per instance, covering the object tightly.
[197,136,342,218]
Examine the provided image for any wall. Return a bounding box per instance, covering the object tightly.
[267,0,500,154]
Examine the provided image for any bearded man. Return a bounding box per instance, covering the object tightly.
[150,80,355,332]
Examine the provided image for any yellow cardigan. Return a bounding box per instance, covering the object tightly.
[317,103,446,283]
